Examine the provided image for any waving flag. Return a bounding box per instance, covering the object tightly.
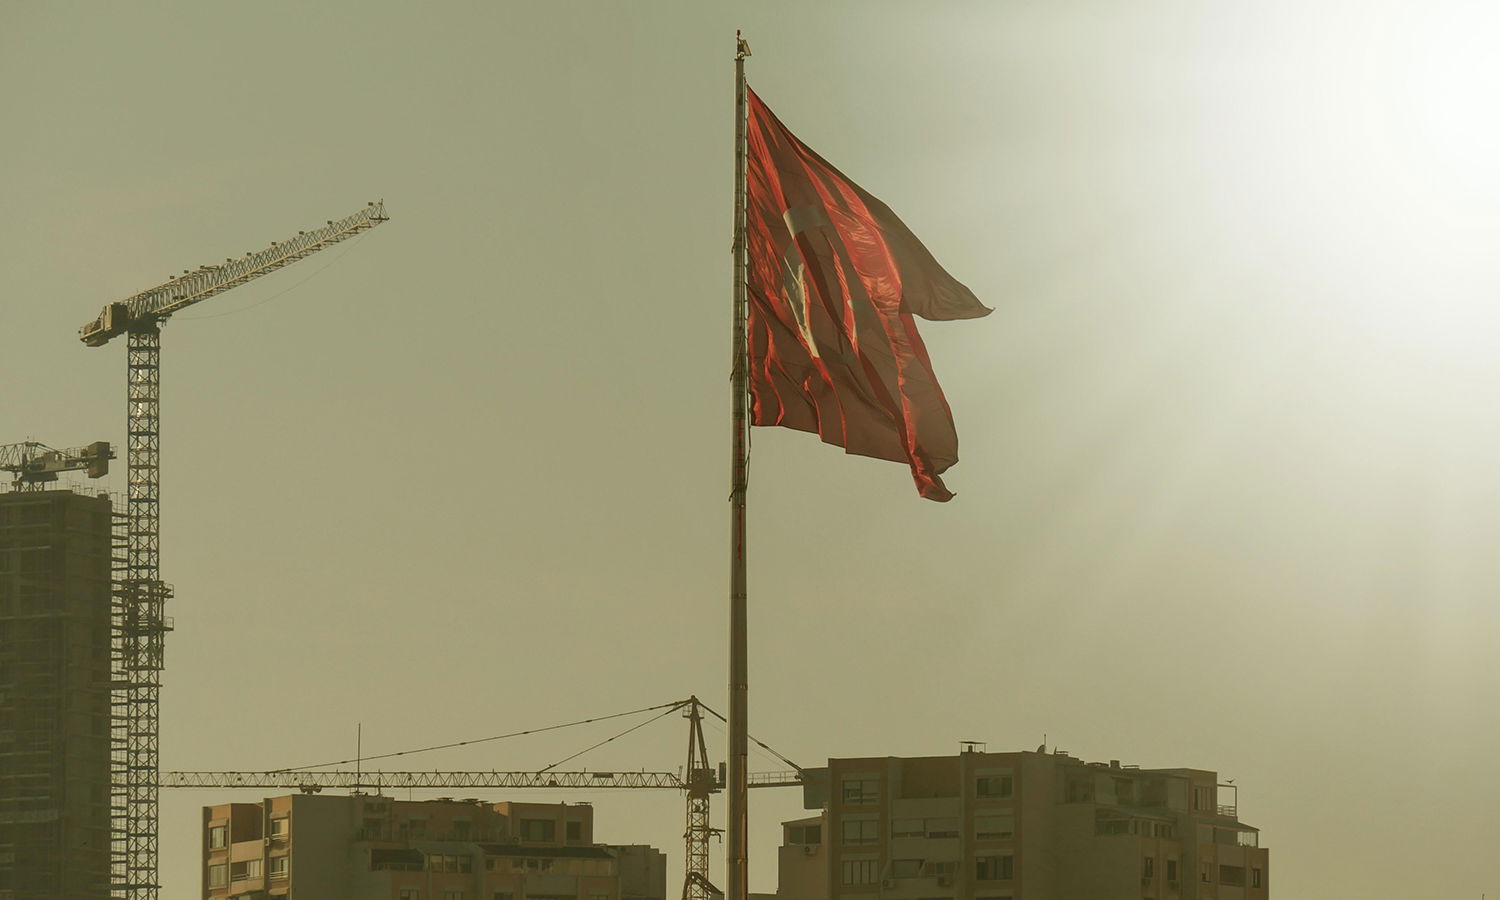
[744,88,991,501]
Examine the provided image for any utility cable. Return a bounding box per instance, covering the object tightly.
[537,704,684,774]
[274,699,688,772]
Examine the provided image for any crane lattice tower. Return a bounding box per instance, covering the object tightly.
[79,202,388,898]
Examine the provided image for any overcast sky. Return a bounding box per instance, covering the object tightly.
[5,2,1500,897]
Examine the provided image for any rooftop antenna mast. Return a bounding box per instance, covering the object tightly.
[79,201,388,899]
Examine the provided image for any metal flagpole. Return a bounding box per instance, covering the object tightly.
[728,30,751,900]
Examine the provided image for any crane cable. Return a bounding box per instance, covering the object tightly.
[274,698,689,772]
[698,710,792,771]
[537,704,685,774]
[695,699,803,773]
[173,229,373,322]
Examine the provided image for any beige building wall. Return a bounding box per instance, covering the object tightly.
[774,750,1269,900]
[201,794,663,900]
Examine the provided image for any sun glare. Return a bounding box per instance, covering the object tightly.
[1382,1,1500,205]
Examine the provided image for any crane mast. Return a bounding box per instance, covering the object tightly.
[80,201,388,899]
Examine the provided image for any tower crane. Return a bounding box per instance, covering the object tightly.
[79,201,389,899]
[0,440,112,490]
[162,697,806,900]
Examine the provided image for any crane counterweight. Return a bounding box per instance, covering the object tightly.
[0,440,113,488]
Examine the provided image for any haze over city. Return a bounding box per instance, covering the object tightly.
[4,2,1500,898]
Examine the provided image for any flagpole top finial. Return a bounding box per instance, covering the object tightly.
[736,33,751,59]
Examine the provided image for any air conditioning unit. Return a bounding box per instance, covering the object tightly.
[881,879,896,888]
[936,875,952,887]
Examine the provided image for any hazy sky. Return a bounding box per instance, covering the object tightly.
[5,2,1500,897]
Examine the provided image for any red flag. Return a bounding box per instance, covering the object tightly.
[745,88,991,501]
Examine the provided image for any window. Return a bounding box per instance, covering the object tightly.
[891,818,924,839]
[1166,859,1178,882]
[401,819,428,839]
[567,821,583,841]
[1200,861,1212,883]
[1192,786,1214,811]
[590,893,609,900]
[1064,777,1093,803]
[975,774,1013,798]
[842,777,879,805]
[453,820,471,840]
[399,890,421,900]
[444,891,465,900]
[270,856,289,879]
[891,859,922,878]
[788,824,821,844]
[269,817,289,838]
[1219,865,1245,887]
[1142,857,1154,878]
[975,855,1013,881]
[207,825,226,849]
[520,818,556,841]
[1252,867,1263,888]
[492,893,513,900]
[841,818,878,845]
[926,818,960,839]
[208,864,227,887]
[975,813,1014,840]
[427,853,473,874]
[841,859,878,885]
[924,860,958,877]
[230,859,262,881]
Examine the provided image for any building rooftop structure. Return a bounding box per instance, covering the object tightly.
[775,748,1267,900]
[200,793,667,900]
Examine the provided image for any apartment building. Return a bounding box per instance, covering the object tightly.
[200,793,666,900]
[0,489,115,899]
[776,749,1267,900]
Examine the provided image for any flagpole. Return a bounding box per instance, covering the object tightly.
[728,30,751,900]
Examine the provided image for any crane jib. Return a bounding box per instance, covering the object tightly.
[79,201,388,347]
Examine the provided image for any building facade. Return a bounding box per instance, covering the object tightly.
[776,750,1268,900]
[0,489,116,900]
[201,794,667,900]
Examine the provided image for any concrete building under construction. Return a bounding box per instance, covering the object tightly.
[774,748,1268,900]
[0,488,117,899]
